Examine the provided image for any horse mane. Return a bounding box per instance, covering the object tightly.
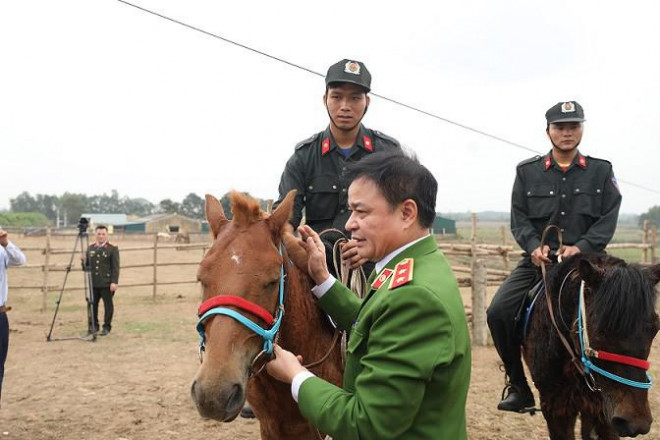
[552,254,658,337]
[230,191,266,227]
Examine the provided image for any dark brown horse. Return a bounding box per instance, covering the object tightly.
[190,191,344,439]
[523,253,660,439]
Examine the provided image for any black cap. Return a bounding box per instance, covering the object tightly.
[545,101,586,124]
[325,59,371,92]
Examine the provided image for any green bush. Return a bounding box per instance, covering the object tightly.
[0,212,51,227]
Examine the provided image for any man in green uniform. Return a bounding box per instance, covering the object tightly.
[267,151,471,440]
[487,101,622,412]
[274,59,400,271]
[85,225,120,335]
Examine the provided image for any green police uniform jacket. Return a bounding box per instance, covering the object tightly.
[275,125,400,233]
[298,236,471,440]
[512,151,621,255]
[86,242,120,288]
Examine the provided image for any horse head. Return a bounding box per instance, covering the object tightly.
[575,256,660,437]
[190,190,295,422]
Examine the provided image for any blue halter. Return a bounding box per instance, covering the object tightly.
[196,245,285,358]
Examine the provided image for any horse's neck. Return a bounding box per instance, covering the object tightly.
[279,263,333,355]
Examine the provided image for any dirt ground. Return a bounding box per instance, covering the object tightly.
[0,235,659,439]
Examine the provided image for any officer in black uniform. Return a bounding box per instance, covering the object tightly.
[85,225,120,335]
[274,59,400,237]
[487,101,622,412]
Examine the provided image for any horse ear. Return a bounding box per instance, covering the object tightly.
[268,190,296,235]
[283,230,309,272]
[577,258,602,288]
[645,264,660,285]
[205,194,230,239]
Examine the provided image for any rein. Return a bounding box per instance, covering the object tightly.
[539,225,653,391]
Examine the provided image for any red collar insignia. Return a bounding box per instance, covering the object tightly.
[371,268,393,290]
[544,156,552,170]
[321,138,331,156]
[389,258,414,290]
[578,155,587,169]
[363,135,373,152]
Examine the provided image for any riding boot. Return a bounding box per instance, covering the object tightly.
[497,360,535,412]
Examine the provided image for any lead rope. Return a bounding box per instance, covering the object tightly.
[539,225,587,377]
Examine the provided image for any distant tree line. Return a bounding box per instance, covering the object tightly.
[639,205,660,228]
[4,190,268,227]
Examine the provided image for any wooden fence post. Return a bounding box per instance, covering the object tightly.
[471,259,488,346]
[152,234,158,300]
[470,213,477,271]
[41,226,51,312]
[652,224,658,265]
[499,225,510,271]
[643,220,649,263]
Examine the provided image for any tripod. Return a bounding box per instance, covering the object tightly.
[46,217,96,342]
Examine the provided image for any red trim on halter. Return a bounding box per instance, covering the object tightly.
[197,295,275,325]
[591,349,650,371]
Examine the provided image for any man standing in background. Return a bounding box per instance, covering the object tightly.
[0,227,27,406]
[85,225,120,336]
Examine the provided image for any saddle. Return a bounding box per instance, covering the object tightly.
[516,280,545,341]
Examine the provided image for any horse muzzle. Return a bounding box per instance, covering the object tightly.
[611,415,652,438]
[190,379,246,422]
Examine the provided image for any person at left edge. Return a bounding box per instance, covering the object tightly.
[0,227,27,406]
[85,225,120,335]
[273,59,400,271]
[267,151,471,440]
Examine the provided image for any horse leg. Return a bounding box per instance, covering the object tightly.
[541,393,579,440]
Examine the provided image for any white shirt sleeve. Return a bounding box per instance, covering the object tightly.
[310,275,336,299]
[291,370,316,403]
[4,242,26,267]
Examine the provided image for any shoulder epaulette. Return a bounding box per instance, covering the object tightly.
[389,258,414,290]
[294,133,320,150]
[585,155,612,165]
[371,130,400,147]
[517,155,542,168]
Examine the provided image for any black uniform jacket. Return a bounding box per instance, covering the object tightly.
[85,242,120,288]
[511,151,621,256]
[274,125,400,233]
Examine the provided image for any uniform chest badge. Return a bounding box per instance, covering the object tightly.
[389,258,414,290]
[371,268,393,290]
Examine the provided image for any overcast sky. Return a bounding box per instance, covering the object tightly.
[2,0,659,215]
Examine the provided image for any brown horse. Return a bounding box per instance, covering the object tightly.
[523,253,660,439]
[190,191,344,439]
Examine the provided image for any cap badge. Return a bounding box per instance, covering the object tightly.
[344,61,361,75]
[561,102,575,113]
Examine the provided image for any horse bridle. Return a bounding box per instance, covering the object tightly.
[195,242,341,376]
[196,244,286,375]
[539,225,652,391]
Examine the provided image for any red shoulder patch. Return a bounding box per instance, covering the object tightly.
[321,138,330,155]
[371,268,393,290]
[389,258,414,290]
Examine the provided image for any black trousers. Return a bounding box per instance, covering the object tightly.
[486,259,541,385]
[0,312,8,401]
[92,287,114,331]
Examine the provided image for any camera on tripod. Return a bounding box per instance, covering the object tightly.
[78,217,90,235]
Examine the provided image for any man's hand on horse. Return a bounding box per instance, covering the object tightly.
[266,345,306,384]
[531,245,552,266]
[559,245,581,259]
[341,239,369,270]
[298,225,331,285]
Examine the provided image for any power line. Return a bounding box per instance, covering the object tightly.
[117,0,660,195]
